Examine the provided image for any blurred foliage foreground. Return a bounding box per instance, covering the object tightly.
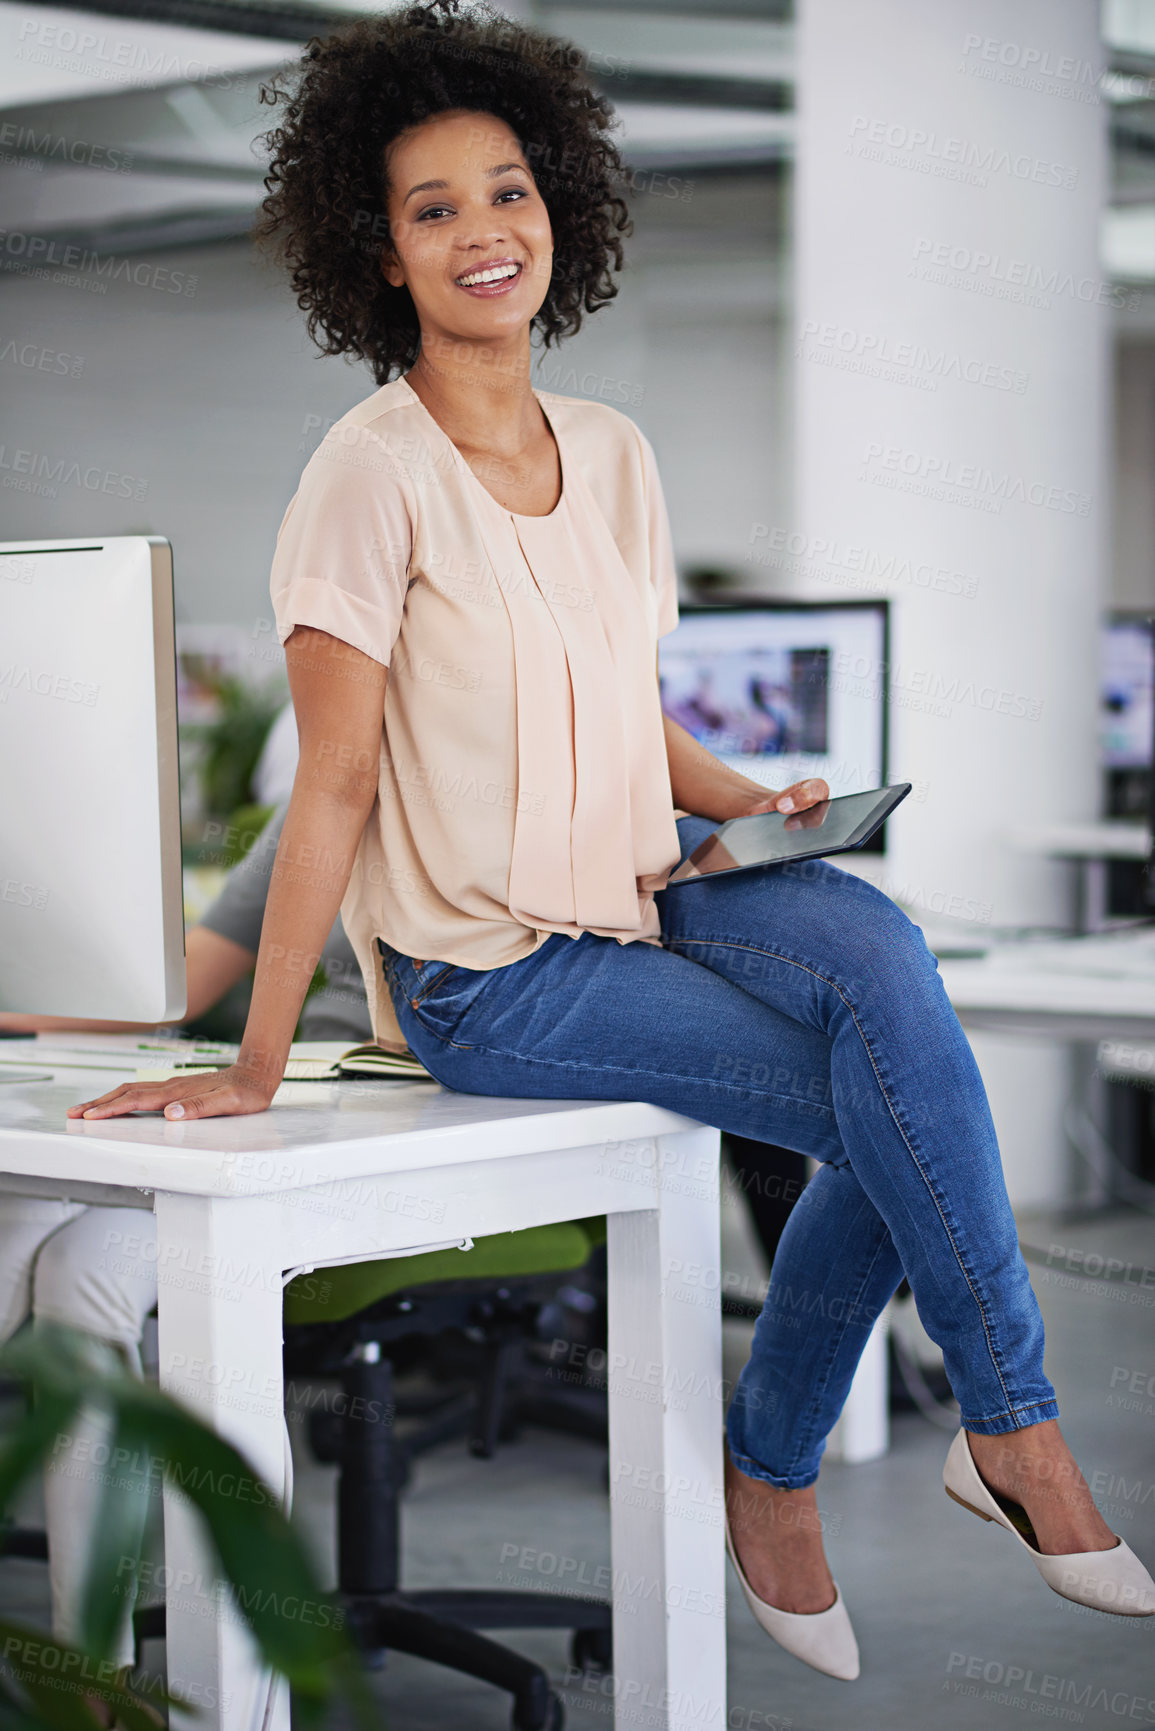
[0,1324,370,1731]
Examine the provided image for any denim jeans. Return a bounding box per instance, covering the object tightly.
[377,814,1059,1488]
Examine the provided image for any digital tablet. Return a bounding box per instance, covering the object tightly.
[665,784,912,886]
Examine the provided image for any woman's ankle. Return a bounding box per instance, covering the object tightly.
[966,1421,1116,1553]
[968,1419,1081,1495]
[724,1449,836,1612]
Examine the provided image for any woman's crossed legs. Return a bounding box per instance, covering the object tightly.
[382,816,1116,1606]
[387,817,1055,1453]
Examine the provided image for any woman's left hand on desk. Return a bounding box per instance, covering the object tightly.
[66,1062,279,1122]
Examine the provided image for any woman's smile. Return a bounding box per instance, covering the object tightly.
[453,256,524,296]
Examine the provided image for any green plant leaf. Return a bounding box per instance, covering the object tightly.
[0,1391,80,1528]
[0,1697,61,1731]
[0,1619,180,1731]
[0,1330,344,1693]
[112,1403,343,1691]
[0,1326,379,1731]
[192,674,286,821]
[75,1420,153,1662]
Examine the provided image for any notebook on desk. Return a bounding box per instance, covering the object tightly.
[282,1042,436,1081]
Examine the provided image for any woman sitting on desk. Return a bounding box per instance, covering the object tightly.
[69,0,1155,1680]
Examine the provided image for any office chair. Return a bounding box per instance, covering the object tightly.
[123,1224,611,1728]
[278,1220,613,1731]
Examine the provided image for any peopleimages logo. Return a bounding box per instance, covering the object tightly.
[796,319,1028,394]
[833,648,1043,722]
[847,115,1079,190]
[746,524,980,600]
[860,442,1091,517]
[959,34,1102,106]
[944,1650,1155,1717]
[0,230,196,296]
[911,236,1134,311]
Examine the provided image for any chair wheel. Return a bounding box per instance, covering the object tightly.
[511,1691,564,1731]
[570,1627,611,1673]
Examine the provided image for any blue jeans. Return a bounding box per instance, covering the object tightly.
[377,814,1059,1488]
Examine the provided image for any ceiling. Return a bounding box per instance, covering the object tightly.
[0,0,791,260]
[1,0,1154,277]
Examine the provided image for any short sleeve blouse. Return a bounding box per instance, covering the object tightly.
[270,375,682,1052]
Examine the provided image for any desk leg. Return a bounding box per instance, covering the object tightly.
[152,1192,289,1731]
[824,1311,889,1464]
[606,1126,726,1731]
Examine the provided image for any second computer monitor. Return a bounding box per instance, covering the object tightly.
[659,599,890,828]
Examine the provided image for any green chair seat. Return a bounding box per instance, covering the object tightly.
[284,1218,603,1326]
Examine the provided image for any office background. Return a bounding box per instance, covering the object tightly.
[3,3,1155,1727]
[6,0,1155,1209]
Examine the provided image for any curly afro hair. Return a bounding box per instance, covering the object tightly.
[251,0,633,386]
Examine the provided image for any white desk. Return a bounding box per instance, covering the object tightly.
[938,928,1155,1040]
[0,1042,725,1731]
[936,930,1155,1212]
[1009,823,1151,934]
[1010,822,1150,860]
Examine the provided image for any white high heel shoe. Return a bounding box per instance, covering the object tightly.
[723,1509,860,1680]
[943,1429,1155,1617]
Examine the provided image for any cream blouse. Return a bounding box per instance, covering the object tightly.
[270,374,682,1052]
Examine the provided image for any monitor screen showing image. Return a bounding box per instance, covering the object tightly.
[658,601,889,802]
[1102,615,1154,771]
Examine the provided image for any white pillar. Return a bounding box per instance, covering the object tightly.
[791,1,1109,1212]
[793,0,1109,930]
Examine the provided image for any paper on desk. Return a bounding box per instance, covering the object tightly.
[135,1066,224,1083]
[4,1048,169,1076]
[10,1037,236,1076]
[288,1042,353,1064]
[137,1055,347,1083]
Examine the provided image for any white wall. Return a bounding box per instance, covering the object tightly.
[0,211,789,628]
[0,242,369,630]
[546,254,792,574]
[794,0,1109,934]
[792,0,1110,1210]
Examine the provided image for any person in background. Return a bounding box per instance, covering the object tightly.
[0,803,370,1691]
[0,802,371,1047]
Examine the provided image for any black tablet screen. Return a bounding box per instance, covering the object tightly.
[667,786,909,884]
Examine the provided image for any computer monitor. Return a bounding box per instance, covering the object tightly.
[0,536,186,1020]
[1101,613,1154,819]
[658,599,891,845]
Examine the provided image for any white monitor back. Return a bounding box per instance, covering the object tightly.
[0,535,186,1020]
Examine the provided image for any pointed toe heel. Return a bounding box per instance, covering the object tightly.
[724,1511,860,1680]
[942,1429,1155,1618]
